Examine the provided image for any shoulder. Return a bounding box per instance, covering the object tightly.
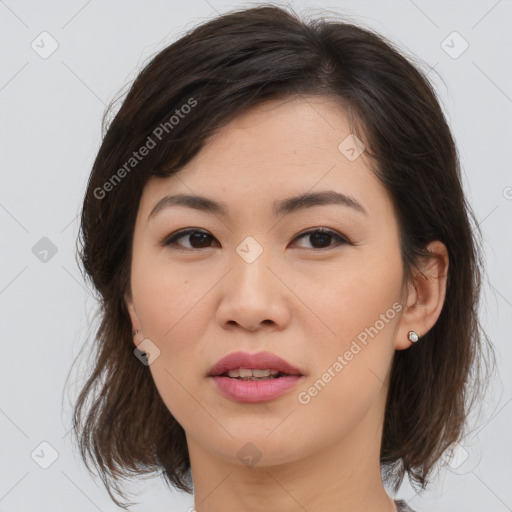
[395,499,418,512]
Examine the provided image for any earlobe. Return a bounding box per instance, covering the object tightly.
[395,240,449,350]
[124,293,142,347]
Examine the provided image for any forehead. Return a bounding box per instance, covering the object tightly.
[201,95,355,159]
[137,95,393,224]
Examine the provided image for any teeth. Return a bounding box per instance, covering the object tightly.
[226,368,281,378]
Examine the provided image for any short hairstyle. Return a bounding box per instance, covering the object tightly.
[70,4,495,509]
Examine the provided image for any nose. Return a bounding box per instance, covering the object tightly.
[215,245,291,333]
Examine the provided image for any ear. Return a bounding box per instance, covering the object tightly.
[395,240,449,350]
[125,289,142,348]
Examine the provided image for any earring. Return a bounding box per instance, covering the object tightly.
[132,330,139,336]
[408,330,419,343]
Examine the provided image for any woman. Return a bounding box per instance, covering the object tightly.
[71,4,494,511]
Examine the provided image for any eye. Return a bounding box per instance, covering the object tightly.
[291,228,351,250]
[161,229,218,250]
[162,227,351,251]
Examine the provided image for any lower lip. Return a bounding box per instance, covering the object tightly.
[210,375,303,403]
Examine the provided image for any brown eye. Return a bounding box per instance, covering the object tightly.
[162,229,218,249]
[292,228,350,250]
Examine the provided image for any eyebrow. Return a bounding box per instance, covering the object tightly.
[147,190,368,222]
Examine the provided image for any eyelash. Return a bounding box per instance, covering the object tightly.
[161,227,352,252]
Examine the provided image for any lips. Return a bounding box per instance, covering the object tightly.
[208,351,304,377]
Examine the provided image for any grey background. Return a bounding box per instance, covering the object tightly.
[1,0,511,510]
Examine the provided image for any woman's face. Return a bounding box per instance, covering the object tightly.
[126,95,409,470]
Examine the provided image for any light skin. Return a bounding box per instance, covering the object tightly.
[125,95,449,512]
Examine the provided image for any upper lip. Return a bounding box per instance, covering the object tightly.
[208,351,305,377]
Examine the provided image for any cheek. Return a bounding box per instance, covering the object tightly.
[292,266,401,443]
[130,245,213,339]
[303,242,403,351]
[297,246,402,408]
[130,252,215,423]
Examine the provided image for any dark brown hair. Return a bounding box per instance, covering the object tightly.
[69,4,495,508]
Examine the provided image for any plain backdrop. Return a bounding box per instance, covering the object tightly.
[1,0,511,511]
